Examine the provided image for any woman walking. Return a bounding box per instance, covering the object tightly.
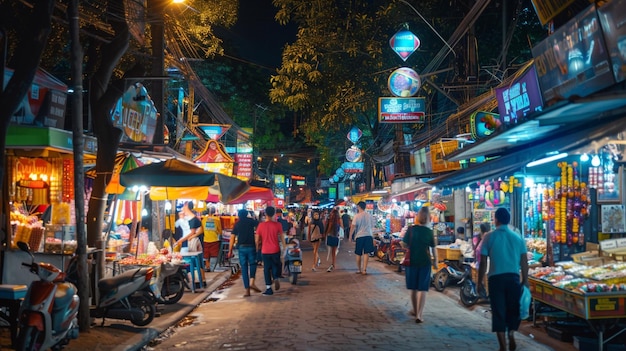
[324,208,341,272]
[308,211,324,271]
[402,207,437,323]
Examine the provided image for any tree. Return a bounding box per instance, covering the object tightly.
[0,0,55,250]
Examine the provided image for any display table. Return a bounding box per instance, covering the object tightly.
[0,284,27,347]
[529,277,626,350]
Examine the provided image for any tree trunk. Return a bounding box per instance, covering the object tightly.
[0,0,54,272]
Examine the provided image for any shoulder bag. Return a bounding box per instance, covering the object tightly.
[400,227,412,267]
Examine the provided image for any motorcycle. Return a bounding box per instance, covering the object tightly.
[432,259,469,292]
[373,232,407,271]
[66,257,156,326]
[15,241,80,351]
[145,262,189,305]
[458,262,489,307]
[283,238,302,285]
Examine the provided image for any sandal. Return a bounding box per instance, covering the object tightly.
[355,271,362,274]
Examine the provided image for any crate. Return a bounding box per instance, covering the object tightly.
[471,267,489,293]
[436,246,462,261]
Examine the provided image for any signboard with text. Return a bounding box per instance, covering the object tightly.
[531,5,614,103]
[598,0,626,82]
[495,65,544,124]
[430,141,461,173]
[389,29,420,61]
[378,97,425,123]
[235,153,252,180]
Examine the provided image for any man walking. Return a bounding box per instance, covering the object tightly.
[341,209,351,241]
[229,209,261,297]
[350,201,375,275]
[256,206,285,295]
[477,208,528,351]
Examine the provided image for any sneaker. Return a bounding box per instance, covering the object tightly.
[274,279,281,291]
[262,288,274,296]
[327,265,334,272]
[317,258,321,267]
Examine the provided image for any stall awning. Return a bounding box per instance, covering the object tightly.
[390,182,432,202]
[430,112,626,188]
[351,192,385,204]
[447,91,626,162]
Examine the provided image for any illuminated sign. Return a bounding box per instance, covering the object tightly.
[470,111,501,139]
[389,29,421,61]
[531,5,614,103]
[388,68,421,97]
[378,97,425,123]
[343,162,364,173]
[495,66,543,124]
[111,83,158,143]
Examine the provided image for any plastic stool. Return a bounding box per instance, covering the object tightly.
[182,252,203,293]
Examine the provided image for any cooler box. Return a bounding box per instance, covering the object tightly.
[0,285,27,300]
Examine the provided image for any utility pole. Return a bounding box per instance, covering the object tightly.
[149,0,165,144]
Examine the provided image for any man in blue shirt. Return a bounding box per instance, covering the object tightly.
[477,208,528,351]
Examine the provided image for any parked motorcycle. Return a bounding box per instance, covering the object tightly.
[283,238,302,285]
[373,232,407,271]
[458,262,489,307]
[15,241,80,351]
[145,262,189,305]
[432,259,469,292]
[66,257,156,326]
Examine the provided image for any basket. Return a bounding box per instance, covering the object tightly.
[436,246,462,261]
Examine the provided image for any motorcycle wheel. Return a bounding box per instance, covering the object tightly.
[161,276,185,305]
[460,280,479,307]
[129,294,156,326]
[289,273,298,285]
[433,269,449,292]
[17,325,41,351]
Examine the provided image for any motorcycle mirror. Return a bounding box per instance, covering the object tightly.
[17,241,31,252]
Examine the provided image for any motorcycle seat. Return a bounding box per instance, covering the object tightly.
[98,267,151,291]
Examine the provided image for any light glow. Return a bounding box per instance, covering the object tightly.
[526,153,568,167]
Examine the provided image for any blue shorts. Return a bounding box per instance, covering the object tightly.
[405,265,431,291]
[354,236,374,255]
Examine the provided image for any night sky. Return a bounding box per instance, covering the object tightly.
[225,0,297,70]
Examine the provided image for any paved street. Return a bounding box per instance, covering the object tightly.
[147,241,556,351]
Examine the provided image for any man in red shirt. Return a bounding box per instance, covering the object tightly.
[255,206,285,295]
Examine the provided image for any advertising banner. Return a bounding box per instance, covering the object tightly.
[470,111,502,139]
[378,97,426,123]
[430,141,461,173]
[343,162,364,173]
[111,83,158,143]
[4,68,67,128]
[495,65,544,124]
[531,5,614,103]
[235,153,252,180]
[531,0,577,26]
[598,0,626,82]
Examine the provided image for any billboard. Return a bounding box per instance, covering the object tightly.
[111,83,158,143]
[378,97,426,123]
[430,141,461,173]
[532,5,614,103]
[495,65,544,124]
[598,0,626,82]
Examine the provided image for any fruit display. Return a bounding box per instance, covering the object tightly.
[118,252,183,266]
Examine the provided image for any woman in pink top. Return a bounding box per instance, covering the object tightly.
[255,206,285,295]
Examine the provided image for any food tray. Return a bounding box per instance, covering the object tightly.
[436,246,462,261]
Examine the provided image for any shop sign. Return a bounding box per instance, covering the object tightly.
[378,97,425,123]
[470,111,502,139]
[347,126,362,143]
[389,29,421,61]
[111,83,158,143]
[342,162,364,173]
[530,0,576,26]
[274,174,286,189]
[387,68,421,97]
[598,0,626,82]
[430,140,461,173]
[4,68,67,128]
[531,5,614,103]
[495,65,544,124]
[198,124,231,141]
[292,175,306,186]
[345,146,363,162]
[235,153,252,180]
[236,128,253,153]
[16,158,52,187]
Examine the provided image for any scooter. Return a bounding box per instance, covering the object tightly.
[66,257,156,326]
[15,241,80,351]
[458,262,489,307]
[145,262,189,305]
[283,238,302,285]
[374,232,407,271]
[432,259,468,292]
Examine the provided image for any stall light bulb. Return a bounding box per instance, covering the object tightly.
[580,153,589,162]
[525,178,534,188]
[591,155,601,167]
[164,202,172,211]
[465,186,471,192]
[141,208,148,217]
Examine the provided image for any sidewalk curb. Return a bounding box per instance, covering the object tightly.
[114,270,233,351]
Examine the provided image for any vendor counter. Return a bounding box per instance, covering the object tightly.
[2,250,72,286]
